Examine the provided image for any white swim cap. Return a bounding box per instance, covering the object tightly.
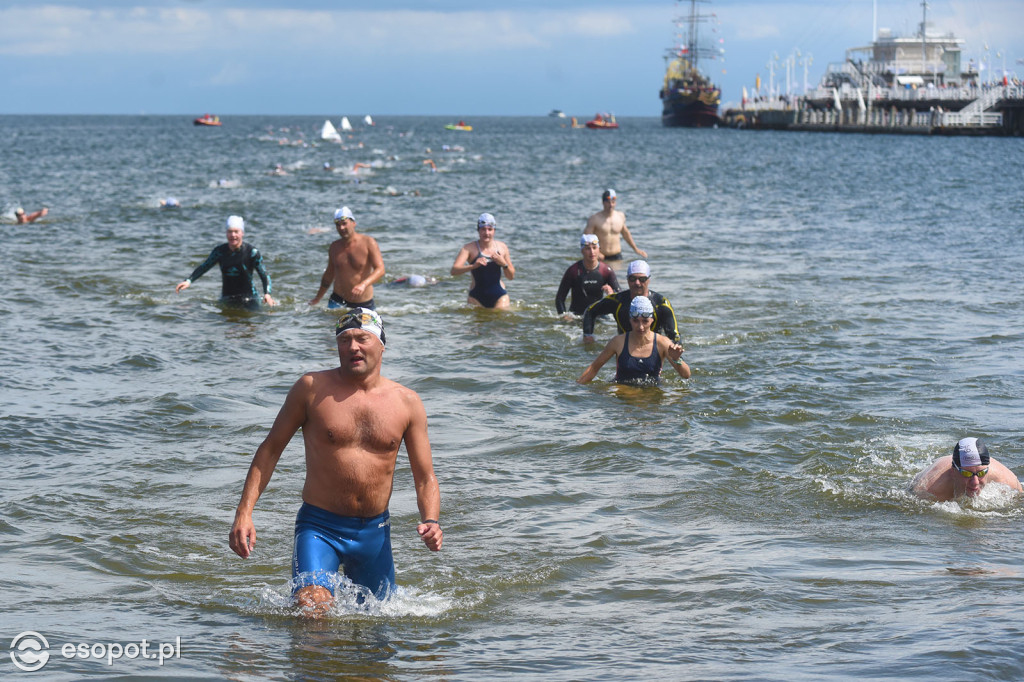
[336,308,386,347]
[477,213,496,228]
[580,233,599,248]
[334,206,355,221]
[627,260,651,278]
[226,215,244,231]
[629,296,654,318]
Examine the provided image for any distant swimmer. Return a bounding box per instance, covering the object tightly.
[308,206,385,310]
[390,274,437,288]
[450,212,515,309]
[175,215,276,309]
[423,159,437,173]
[582,260,679,344]
[555,234,620,317]
[911,437,1022,502]
[323,162,334,172]
[159,197,180,208]
[270,163,288,176]
[577,296,689,385]
[584,188,646,261]
[228,310,442,613]
[353,162,371,174]
[15,207,48,223]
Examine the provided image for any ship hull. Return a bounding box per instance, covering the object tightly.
[661,97,719,128]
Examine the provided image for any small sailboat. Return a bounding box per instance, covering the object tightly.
[320,119,341,142]
[364,115,375,126]
[340,116,353,132]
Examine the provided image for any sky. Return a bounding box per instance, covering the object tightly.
[1,0,1021,116]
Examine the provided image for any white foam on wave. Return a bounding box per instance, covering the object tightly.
[237,576,459,619]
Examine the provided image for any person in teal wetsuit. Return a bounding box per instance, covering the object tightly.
[450,212,516,308]
[175,215,276,309]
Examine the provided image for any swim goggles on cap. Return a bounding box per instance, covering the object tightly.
[335,310,386,345]
[955,465,989,478]
[630,312,654,320]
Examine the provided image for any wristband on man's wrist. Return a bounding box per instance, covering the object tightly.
[422,519,439,526]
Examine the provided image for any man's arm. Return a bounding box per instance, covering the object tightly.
[228,375,311,558]
[582,295,616,341]
[910,457,951,500]
[177,245,222,292]
[403,392,442,552]
[656,297,681,344]
[352,238,386,298]
[555,266,574,314]
[308,246,336,305]
[991,461,1023,492]
[620,224,647,258]
[604,265,621,293]
[251,247,276,306]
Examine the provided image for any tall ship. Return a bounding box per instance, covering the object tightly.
[659,0,721,127]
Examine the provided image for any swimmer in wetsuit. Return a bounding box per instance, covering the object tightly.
[582,260,679,344]
[556,233,620,316]
[450,212,515,309]
[578,296,690,385]
[175,215,276,309]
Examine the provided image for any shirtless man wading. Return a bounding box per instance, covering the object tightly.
[309,206,385,310]
[228,309,442,613]
[583,189,646,262]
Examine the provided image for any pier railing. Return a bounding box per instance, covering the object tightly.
[804,83,1024,106]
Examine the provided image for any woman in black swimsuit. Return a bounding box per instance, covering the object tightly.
[577,296,690,385]
[449,213,516,309]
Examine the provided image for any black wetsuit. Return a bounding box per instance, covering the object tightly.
[186,242,272,307]
[582,290,680,343]
[615,332,663,385]
[555,260,621,315]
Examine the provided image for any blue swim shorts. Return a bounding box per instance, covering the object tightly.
[292,502,395,599]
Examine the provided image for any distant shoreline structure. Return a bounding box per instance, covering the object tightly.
[723,5,1024,136]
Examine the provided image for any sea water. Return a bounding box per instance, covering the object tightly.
[2,115,1024,679]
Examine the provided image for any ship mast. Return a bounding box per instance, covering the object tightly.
[671,0,716,72]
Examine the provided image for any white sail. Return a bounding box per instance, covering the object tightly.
[340,116,353,132]
[320,119,341,142]
[364,115,374,126]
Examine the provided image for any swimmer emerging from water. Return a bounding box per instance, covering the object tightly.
[578,296,689,386]
[450,212,515,309]
[175,215,276,309]
[15,207,48,223]
[228,310,442,613]
[308,206,385,310]
[584,189,646,262]
[911,437,1022,501]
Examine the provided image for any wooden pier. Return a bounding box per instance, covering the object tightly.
[723,85,1024,137]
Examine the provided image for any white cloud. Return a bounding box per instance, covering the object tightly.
[0,6,644,57]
